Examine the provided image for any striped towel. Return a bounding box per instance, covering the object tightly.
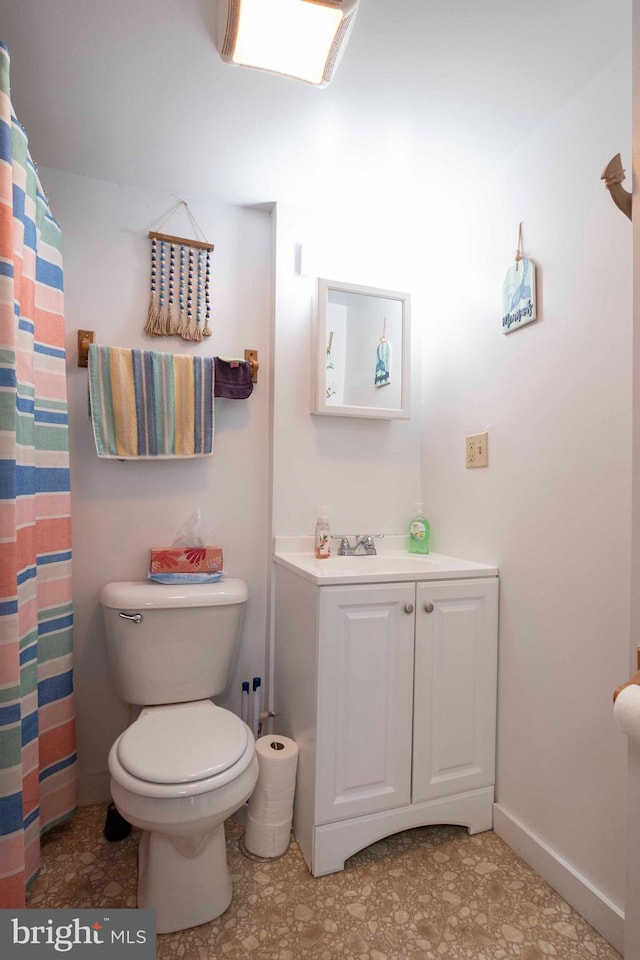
[88,345,214,458]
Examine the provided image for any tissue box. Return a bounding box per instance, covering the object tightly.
[150,547,223,574]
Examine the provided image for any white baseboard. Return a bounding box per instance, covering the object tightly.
[493,803,624,956]
[78,771,111,807]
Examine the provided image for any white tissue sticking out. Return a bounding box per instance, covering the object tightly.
[244,735,299,860]
[171,509,215,547]
[614,684,640,744]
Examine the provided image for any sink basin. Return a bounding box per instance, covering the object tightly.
[326,555,435,574]
[273,549,498,585]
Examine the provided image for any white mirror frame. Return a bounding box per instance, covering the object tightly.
[313,278,411,420]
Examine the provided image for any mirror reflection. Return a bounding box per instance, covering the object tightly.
[315,279,410,419]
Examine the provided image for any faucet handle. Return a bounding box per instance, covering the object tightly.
[331,535,353,555]
[355,534,384,555]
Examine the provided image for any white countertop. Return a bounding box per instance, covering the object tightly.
[273,537,498,586]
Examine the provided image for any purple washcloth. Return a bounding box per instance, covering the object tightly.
[214,357,254,399]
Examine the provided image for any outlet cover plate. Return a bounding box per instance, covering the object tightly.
[466,432,488,468]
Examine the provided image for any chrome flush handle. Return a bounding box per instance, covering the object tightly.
[119,612,143,624]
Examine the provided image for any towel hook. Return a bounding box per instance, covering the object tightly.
[244,349,259,383]
[601,154,632,221]
[77,330,95,368]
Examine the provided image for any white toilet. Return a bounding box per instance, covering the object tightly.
[100,579,258,934]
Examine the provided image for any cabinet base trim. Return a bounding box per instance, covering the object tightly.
[493,803,623,955]
[310,786,494,877]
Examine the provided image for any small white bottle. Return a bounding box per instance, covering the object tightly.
[314,508,331,559]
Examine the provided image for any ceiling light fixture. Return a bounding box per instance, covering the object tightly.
[217,0,360,86]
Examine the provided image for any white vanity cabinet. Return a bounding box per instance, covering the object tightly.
[315,582,415,825]
[273,556,498,877]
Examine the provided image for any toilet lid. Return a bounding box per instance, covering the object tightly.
[116,701,249,784]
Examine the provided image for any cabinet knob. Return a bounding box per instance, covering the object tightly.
[424,602,434,613]
[404,603,414,614]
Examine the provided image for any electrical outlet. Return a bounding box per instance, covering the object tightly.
[466,432,489,468]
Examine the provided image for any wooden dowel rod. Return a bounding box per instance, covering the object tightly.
[148,231,214,252]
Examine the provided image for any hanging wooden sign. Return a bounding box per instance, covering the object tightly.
[144,201,214,342]
[502,223,537,335]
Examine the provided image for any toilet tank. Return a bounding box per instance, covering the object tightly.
[100,579,248,706]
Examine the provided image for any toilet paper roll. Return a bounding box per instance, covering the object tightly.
[248,795,296,820]
[244,814,293,861]
[614,684,640,744]
[244,735,298,859]
[253,735,299,781]
[247,783,296,811]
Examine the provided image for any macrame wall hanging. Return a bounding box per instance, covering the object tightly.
[145,200,215,342]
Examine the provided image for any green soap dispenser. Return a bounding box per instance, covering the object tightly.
[408,502,430,555]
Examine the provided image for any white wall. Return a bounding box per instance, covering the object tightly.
[271,203,424,541]
[42,169,272,802]
[421,55,631,945]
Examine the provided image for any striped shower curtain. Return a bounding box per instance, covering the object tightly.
[0,41,77,907]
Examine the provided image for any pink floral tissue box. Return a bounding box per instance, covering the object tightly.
[150,547,223,574]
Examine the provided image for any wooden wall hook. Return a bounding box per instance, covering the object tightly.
[601,153,632,221]
[77,330,95,367]
[245,349,259,383]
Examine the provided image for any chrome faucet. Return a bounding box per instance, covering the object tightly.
[331,534,384,556]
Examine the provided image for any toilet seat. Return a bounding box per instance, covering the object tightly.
[109,701,255,799]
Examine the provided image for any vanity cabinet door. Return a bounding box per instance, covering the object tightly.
[315,583,415,825]
[412,578,499,804]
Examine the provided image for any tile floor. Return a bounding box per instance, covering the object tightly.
[28,803,621,959]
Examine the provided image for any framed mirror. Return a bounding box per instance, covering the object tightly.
[314,279,411,419]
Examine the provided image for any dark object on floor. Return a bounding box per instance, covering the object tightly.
[103,802,132,841]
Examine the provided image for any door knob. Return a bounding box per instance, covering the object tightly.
[404,603,414,614]
[424,603,434,613]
